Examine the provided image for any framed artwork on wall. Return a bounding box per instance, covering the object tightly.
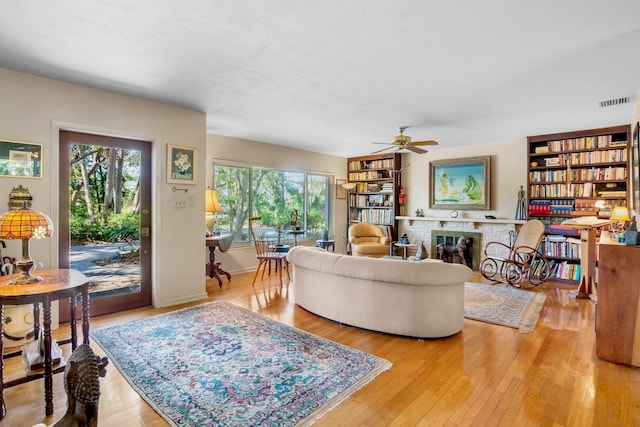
[0,139,43,178]
[335,179,347,199]
[167,144,196,184]
[429,156,491,210]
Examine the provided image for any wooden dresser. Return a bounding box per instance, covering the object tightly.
[596,244,640,367]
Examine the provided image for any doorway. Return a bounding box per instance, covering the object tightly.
[58,130,152,320]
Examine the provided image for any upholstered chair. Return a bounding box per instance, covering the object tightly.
[348,223,391,257]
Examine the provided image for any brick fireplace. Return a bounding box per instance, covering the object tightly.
[430,230,482,270]
[396,217,524,272]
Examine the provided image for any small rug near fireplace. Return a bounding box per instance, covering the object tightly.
[464,282,546,333]
[90,301,391,426]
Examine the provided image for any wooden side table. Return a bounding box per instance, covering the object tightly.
[0,269,90,419]
[206,234,233,288]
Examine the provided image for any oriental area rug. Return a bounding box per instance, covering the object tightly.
[90,301,391,427]
[464,282,547,333]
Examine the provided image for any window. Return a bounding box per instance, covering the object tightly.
[214,164,329,243]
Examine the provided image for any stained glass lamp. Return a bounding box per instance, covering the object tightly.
[0,206,54,284]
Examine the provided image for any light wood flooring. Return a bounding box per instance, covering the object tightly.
[3,271,640,426]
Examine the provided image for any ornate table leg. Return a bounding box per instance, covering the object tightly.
[43,295,53,416]
[0,305,6,419]
[82,285,90,345]
[70,294,77,350]
[208,247,231,288]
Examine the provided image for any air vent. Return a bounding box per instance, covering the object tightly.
[599,96,635,108]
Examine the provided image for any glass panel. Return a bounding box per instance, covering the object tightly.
[214,164,250,242]
[306,174,329,237]
[214,164,330,244]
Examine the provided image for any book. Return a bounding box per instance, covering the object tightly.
[561,216,612,228]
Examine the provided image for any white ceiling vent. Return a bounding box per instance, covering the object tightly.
[599,95,636,108]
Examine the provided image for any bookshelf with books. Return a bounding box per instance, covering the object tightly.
[528,124,631,281]
[346,153,400,240]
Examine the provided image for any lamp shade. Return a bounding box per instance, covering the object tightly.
[609,206,630,222]
[341,182,357,190]
[205,189,223,213]
[0,206,53,285]
[0,207,54,240]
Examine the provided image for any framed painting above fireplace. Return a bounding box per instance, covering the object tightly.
[429,156,490,210]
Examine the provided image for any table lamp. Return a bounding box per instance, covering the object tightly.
[0,205,54,284]
[205,188,223,234]
[610,205,630,229]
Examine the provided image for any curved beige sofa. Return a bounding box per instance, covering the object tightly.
[286,246,473,338]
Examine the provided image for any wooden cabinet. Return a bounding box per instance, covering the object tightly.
[346,153,400,240]
[596,244,640,367]
[527,125,631,281]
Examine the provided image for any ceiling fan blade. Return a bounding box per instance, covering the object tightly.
[406,146,428,154]
[409,140,439,146]
[371,146,396,154]
[371,141,393,145]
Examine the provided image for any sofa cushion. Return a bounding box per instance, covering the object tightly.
[287,246,468,286]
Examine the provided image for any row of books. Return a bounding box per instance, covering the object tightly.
[529,166,626,183]
[348,171,390,181]
[352,194,393,207]
[542,236,581,259]
[536,216,573,226]
[538,135,624,152]
[567,149,627,165]
[351,182,388,193]
[529,183,613,198]
[348,159,395,170]
[355,208,393,224]
[534,149,627,167]
[528,200,574,216]
[532,258,581,281]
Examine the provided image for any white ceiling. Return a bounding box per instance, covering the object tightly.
[1,0,639,157]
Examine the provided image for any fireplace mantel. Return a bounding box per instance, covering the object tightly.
[396,216,526,229]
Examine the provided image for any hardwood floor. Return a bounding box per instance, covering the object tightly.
[3,271,639,426]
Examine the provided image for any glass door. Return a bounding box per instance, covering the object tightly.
[58,130,152,320]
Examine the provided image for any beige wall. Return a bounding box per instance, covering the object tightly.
[400,139,528,220]
[0,68,208,308]
[206,134,347,273]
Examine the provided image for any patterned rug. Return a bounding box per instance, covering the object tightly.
[90,301,391,426]
[464,282,546,333]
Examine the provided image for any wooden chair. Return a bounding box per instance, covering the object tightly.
[479,219,551,288]
[249,216,289,286]
[251,238,289,286]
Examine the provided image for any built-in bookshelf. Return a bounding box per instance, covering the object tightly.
[527,124,631,282]
[346,153,400,239]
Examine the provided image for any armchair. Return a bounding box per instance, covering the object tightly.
[348,223,391,258]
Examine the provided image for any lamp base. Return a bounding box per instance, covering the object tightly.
[8,271,43,285]
[8,259,42,285]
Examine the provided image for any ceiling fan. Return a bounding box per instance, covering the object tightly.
[371,126,438,154]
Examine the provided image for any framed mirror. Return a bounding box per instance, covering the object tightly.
[0,139,43,178]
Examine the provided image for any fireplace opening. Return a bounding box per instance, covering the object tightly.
[431,231,481,270]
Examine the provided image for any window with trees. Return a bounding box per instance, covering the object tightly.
[214,164,329,243]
